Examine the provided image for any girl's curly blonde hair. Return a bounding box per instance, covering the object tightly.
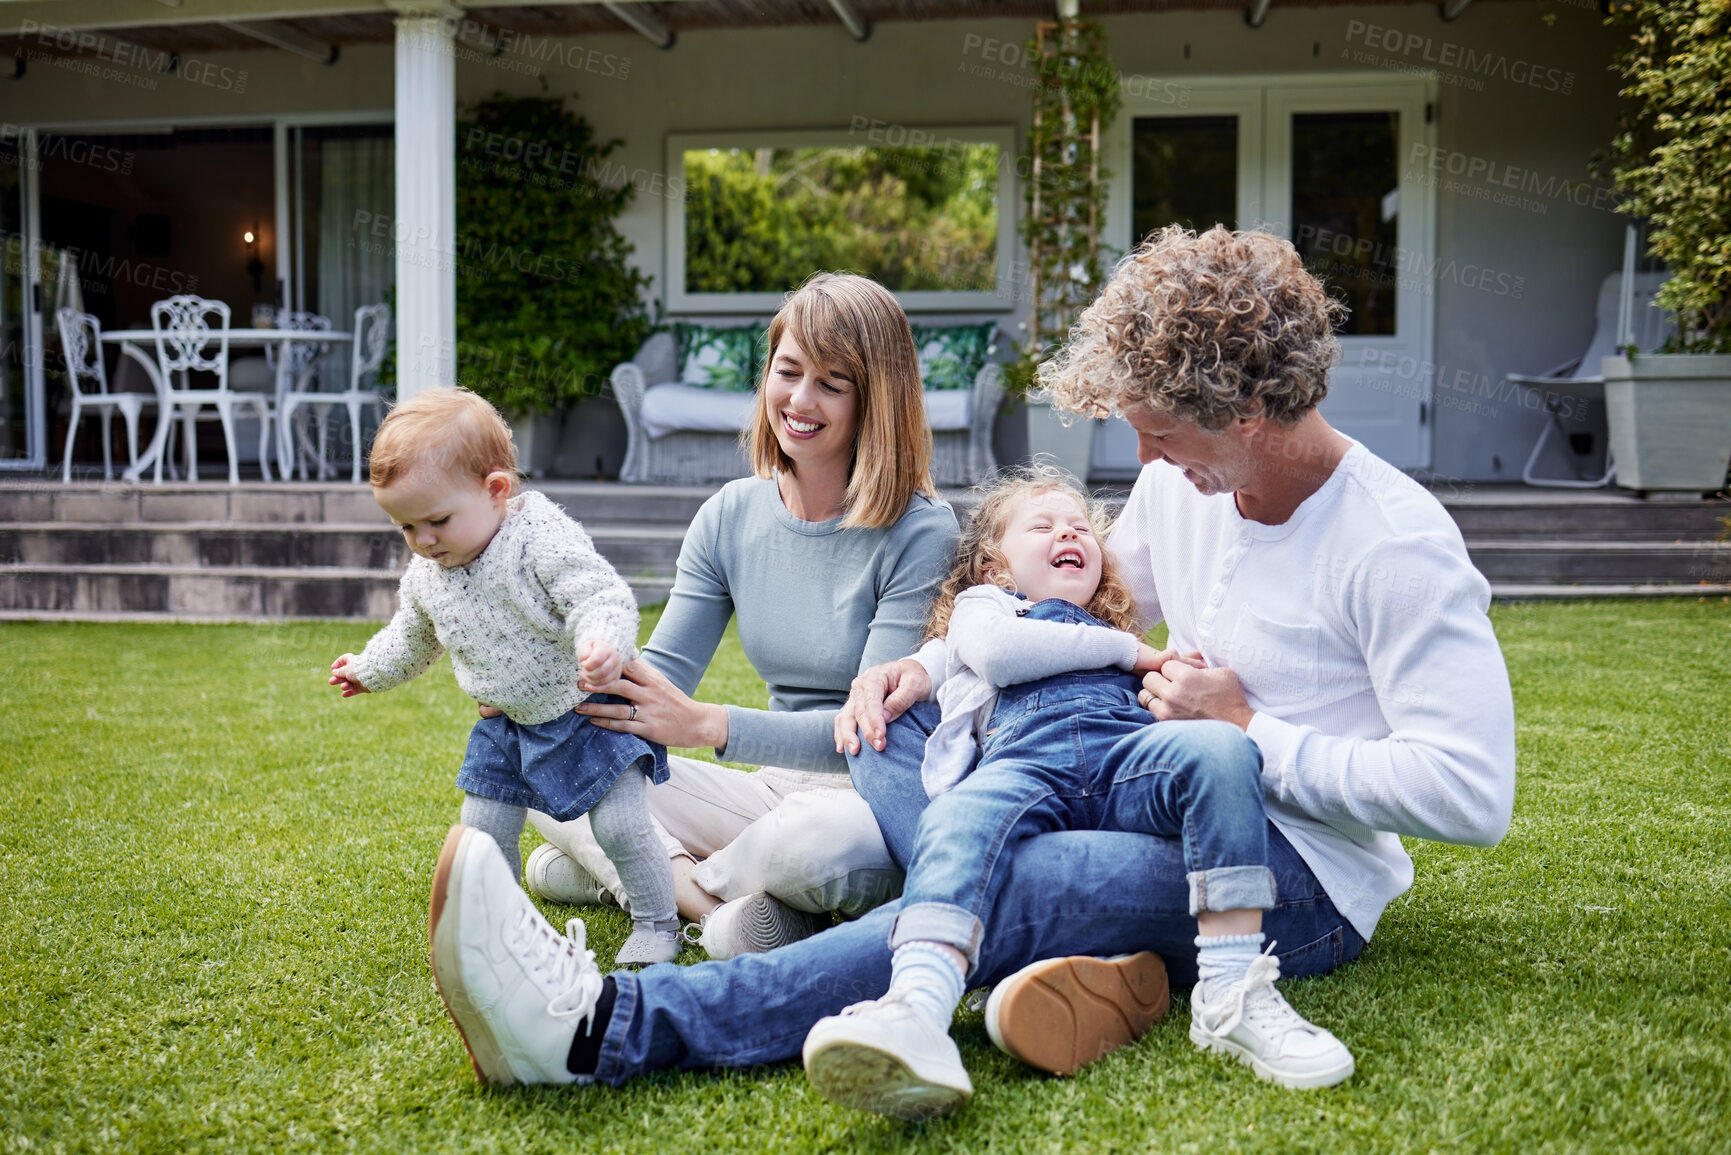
[925,461,1141,641]
[1040,225,1346,430]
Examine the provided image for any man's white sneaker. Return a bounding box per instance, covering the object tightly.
[983,952,1169,1075]
[429,825,608,1086]
[1188,950,1354,1089]
[524,843,617,908]
[803,992,973,1120]
[691,891,825,961]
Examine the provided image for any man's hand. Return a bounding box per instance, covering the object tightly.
[328,654,370,698]
[836,658,933,756]
[577,639,624,692]
[1140,658,1254,730]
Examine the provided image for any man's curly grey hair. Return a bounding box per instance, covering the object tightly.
[1040,225,1346,430]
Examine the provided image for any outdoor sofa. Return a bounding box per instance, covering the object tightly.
[610,318,1005,486]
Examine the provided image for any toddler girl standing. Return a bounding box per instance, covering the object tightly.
[802,466,1352,1118]
[329,388,679,967]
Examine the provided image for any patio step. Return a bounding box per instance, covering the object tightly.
[0,522,687,574]
[0,480,1725,621]
[0,480,710,620]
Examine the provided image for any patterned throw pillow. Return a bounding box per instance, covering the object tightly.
[674,322,766,392]
[911,322,998,391]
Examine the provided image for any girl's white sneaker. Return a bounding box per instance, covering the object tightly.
[1187,951,1354,1089]
[803,993,973,1120]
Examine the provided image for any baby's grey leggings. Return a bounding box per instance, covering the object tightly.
[460,763,675,926]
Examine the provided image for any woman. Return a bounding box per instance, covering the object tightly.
[520,272,959,957]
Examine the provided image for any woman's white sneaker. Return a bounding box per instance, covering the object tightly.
[803,992,973,1119]
[694,891,826,960]
[524,843,617,907]
[1187,951,1354,1089]
[429,825,608,1086]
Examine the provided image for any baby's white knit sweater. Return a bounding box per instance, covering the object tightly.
[348,490,640,725]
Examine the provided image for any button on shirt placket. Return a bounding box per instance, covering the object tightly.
[1197,526,1254,646]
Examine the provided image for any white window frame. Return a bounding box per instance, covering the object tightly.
[664,125,1019,315]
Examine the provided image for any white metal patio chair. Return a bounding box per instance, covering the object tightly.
[1507,272,1672,489]
[55,308,158,483]
[265,310,335,480]
[149,294,274,483]
[277,302,391,484]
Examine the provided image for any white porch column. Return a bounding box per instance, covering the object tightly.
[391,5,459,399]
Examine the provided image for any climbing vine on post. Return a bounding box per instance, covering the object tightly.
[1010,17,1121,395]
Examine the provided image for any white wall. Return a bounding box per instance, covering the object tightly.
[2,1,1629,480]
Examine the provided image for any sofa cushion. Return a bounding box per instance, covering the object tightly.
[923,390,972,432]
[674,322,766,391]
[641,382,758,440]
[911,322,996,391]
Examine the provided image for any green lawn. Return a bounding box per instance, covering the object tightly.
[2,600,1728,1153]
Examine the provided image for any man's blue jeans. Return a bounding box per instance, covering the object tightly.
[893,668,1275,973]
[591,702,1363,1084]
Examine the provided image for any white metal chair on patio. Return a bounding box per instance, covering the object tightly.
[277,303,392,484]
[265,310,334,480]
[1507,272,1672,489]
[149,294,275,483]
[55,308,158,483]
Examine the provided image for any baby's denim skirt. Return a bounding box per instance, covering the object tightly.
[455,693,669,820]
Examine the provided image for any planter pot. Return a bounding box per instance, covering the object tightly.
[992,397,1030,474]
[1023,391,1099,483]
[554,395,629,479]
[1601,354,1731,492]
[509,412,564,480]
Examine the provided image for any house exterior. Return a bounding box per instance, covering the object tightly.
[0,0,1633,484]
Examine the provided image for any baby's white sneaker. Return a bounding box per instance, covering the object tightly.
[615,923,682,967]
[1188,951,1354,1089]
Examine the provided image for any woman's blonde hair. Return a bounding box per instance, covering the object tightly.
[746,272,935,529]
[368,386,520,491]
[925,461,1140,640]
[1040,225,1345,430]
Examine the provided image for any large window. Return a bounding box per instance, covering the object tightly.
[666,127,1017,314]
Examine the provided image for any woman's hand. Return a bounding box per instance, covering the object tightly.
[576,657,729,750]
[835,658,932,756]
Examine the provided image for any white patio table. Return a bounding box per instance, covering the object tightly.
[100,328,353,482]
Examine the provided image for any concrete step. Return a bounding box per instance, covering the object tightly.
[0,522,687,575]
[1465,540,1731,585]
[1443,496,1728,541]
[0,563,674,617]
[0,480,718,528]
[1490,583,1731,600]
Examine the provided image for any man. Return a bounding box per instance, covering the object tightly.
[423,226,1516,1110]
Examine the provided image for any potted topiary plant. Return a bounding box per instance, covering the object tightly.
[1600,0,1731,493]
[1010,14,1120,484]
[455,94,655,477]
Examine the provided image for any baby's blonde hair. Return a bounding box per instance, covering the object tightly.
[369,387,520,491]
[925,461,1141,640]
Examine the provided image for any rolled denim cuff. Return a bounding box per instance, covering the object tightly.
[1187,866,1277,916]
[889,901,984,972]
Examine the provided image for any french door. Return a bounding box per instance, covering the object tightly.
[0,128,45,470]
[1095,74,1437,476]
